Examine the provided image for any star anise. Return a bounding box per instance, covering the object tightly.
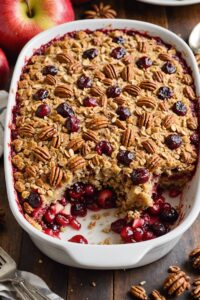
[84,2,117,19]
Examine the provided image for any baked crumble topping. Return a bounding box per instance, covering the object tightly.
[11,29,199,242]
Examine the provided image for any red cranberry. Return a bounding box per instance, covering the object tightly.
[42,65,58,76]
[59,197,67,206]
[48,224,60,232]
[160,207,179,223]
[70,217,81,230]
[55,214,70,227]
[112,36,125,44]
[106,85,122,98]
[132,218,144,229]
[68,182,85,199]
[117,150,134,166]
[162,202,171,211]
[143,230,155,241]
[11,129,19,140]
[96,141,113,156]
[136,56,152,69]
[147,203,161,216]
[83,48,98,60]
[111,218,126,233]
[121,226,134,242]
[86,203,100,211]
[116,106,131,120]
[71,203,87,217]
[157,86,173,100]
[149,216,160,225]
[27,191,41,208]
[190,132,199,146]
[36,104,51,118]
[68,235,88,244]
[132,228,144,242]
[111,47,126,59]
[65,116,80,133]
[77,75,92,89]
[131,168,150,185]
[33,89,49,100]
[172,101,187,116]
[44,209,55,223]
[162,62,176,74]
[151,222,167,236]
[85,184,95,196]
[97,189,116,209]
[83,97,98,107]
[56,103,74,118]
[165,134,182,150]
[169,187,181,198]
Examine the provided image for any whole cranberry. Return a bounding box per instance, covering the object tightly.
[77,75,92,89]
[56,103,74,118]
[112,36,125,44]
[106,85,122,98]
[110,47,126,59]
[132,228,144,242]
[83,97,98,107]
[111,218,127,233]
[162,62,176,74]
[85,184,95,196]
[165,134,182,150]
[71,203,87,217]
[26,191,41,208]
[147,203,162,216]
[68,235,88,244]
[172,101,187,116]
[97,189,116,209]
[190,132,199,146]
[131,168,150,185]
[116,106,131,120]
[83,48,98,60]
[36,104,51,118]
[117,150,134,166]
[42,65,58,76]
[136,56,152,69]
[68,182,85,200]
[160,207,179,223]
[65,116,80,133]
[33,89,49,100]
[96,141,113,156]
[151,222,168,237]
[157,86,173,100]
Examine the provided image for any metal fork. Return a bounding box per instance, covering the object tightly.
[0,247,50,300]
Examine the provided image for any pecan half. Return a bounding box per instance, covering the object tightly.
[52,135,62,148]
[121,65,134,82]
[56,52,74,64]
[25,165,37,177]
[104,64,118,79]
[187,117,198,130]
[54,85,73,98]
[184,86,196,100]
[23,202,34,214]
[68,156,86,172]
[33,146,51,162]
[190,247,200,270]
[67,137,84,151]
[38,126,56,141]
[114,119,126,130]
[137,41,147,53]
[191,278,200,300]
[88,116,109,130]
[148,154,163,172]
[121,128,135,147]
[122,55,133,65]
[83,130,99,143]
[162,115,175,129]
[182,74,193,85]
[130,285,147,300]
[49,166,63,187]
[137,97,157,110]
[137,112,153,128]
[114,96,126,105]
[151,290,166,300]
[152,71,163,83]
[19,124,34,137]
[44,75,57,85]
[90,86,105,97]
[158,53,172,61]
[68,62,82,75]
[142,139,156,154]
[123,84,141,96]
[140,80,157,91]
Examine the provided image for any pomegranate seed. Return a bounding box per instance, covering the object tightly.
[169,187,181,198]
[85,184,95,196]
[121,226,134,242]
[143,230,155,241]
[97,189,116,208]
[44,209,55,223]
[59,197,67,206]
[132,218,144,229]
[111,219,126,233]
[162,202,172,211]
[149,216,160,225]
[87,203,100,211]
[68,183,85,199]
[68,235,88,244]
[147,203,161,216]
[55,214,70,227]
[70,218,81,230]
[132,228,144,242]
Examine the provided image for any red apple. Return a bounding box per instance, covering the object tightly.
[0,48,10,89]
[0,0,75,54]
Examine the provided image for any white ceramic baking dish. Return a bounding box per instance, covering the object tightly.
[4,19,200,270]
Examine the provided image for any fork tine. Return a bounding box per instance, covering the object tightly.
[0,247,17,279]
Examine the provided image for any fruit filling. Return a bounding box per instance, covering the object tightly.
[11,29,199,244]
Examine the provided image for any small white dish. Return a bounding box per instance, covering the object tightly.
[5,19,200,270]
[189,22,200,54]
[137,0,200,6]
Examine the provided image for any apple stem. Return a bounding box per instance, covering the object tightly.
[24,0,33,18]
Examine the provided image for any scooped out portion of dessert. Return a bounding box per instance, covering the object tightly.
[11,28,198,243]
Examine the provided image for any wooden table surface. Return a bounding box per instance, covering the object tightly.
[1,1,200,299]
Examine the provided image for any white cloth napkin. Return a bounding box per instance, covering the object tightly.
[0,271,64,299]
[0,90,8,157]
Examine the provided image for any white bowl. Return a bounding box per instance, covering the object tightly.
[5,19,200,270]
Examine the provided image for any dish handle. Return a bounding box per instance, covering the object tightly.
[61,243,153,269]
